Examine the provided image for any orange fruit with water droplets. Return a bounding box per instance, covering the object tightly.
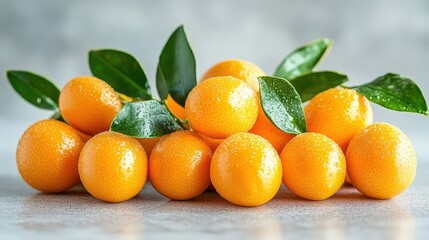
[281,132,346,200]
[196,132,224,152]
[346,122,417,199]
[136,137,160,156]
[165,95,186,121]
[16,119,84,193]
[249,100,295,153]
[304,88,373,153]
[79,131,147,203]
[149,131,212,200]
[211,132,282,206]
[59,76,123,136]
[201,59,265,92]
[185,76,258,139]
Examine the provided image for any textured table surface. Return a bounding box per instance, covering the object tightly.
[1,162,429,240]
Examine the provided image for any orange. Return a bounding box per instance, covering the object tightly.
[136,137,160,156]
[201,59,265,92]
[304,88,373,153]
[196,132,224,152]
[346,123,417,199]
[79,131,147,202]
[281,133,346,200]
[211,132,282,206]
[185,76,258,139]
[16,119,84,193]
[59,76,123,136]
[165,95,186,121]
[149,131,212,200]
[249,100,295,153]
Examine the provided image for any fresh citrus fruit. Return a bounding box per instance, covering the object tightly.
[165,95,186,121]
[136,137,160,156]
[346,122,417,199]
[59,76,123,136]
[211,132,282,206]
[185,76,258,139]
[79,131,147,203]
[16,119,84,193]
[149,131,212,200]
[281,132,346,200]
[249,100,295,153]
[304,88,373,152]
[196,132,224,152]
[201,59,265,92]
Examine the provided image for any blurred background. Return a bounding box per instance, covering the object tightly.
[0,0,428,176]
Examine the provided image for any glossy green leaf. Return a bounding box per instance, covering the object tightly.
[290,71,348,102]
[350,73,428,115]
[50,111,65,122]
[110,100,182,138]
[274,38,332,80]
[6,70,60,110]
[157,25,197,107]
[156,64,169,101]
[89,49,151,100]
[259,76,306,134]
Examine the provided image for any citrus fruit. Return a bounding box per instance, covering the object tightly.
[136,137,160,156]
[79,131,147,203]
[59,76,123,136]
[185,76,258,139]
[201,59,265,92]
[165,94,186,121]
[16,119,84,193]
[249,100,295,153]
[149,131,212,200]
[196,132,224,152]
[304,88,373,152]
[211,132,282,206]
[346,122,417,199]
[281,132,346,200]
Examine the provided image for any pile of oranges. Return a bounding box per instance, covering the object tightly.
[15,59,417,206]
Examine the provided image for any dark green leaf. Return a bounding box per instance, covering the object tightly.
[6,70,60,110]
[274,38,332,80]
[89,49,151,99]
[157,25,197,107]
[156,64,169,101]
[259,76,306,134]
[290,71,348,102]
[110,100,182,138]
[350,73,428,115]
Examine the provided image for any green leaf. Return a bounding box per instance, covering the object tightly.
[6,70,60,110]
[290,71,348,102]
[349,73,428,115]
[110,100,182,138]
[274,38,332,80]
[156,64,169,101]
[157,25,197,107]
[259,76,306,134]
[89,49,151,100]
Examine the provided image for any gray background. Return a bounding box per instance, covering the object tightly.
[0,0,428,177]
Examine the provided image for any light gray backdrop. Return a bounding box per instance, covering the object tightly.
[0,0,428,176]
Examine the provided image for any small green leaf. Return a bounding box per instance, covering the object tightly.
[157,25,197,107]
[274,38,332,80]
[110,100,182,138]
[290,71,348,102]
[349,73,428,115]
[259,76,306,134]
[156,64,169,101]
[6,70,60,110]
[89,49,151,100]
